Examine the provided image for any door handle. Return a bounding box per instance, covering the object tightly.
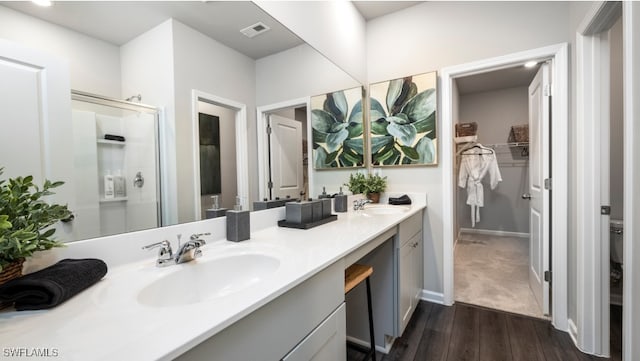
[522,193,532,200]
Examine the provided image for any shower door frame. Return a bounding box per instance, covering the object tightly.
[71,90,164,229]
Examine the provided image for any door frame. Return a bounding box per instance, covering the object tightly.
[575,1,640,359]
[256,97,311,201]
[622,3,639,361]
[190,90,249,218]
[441,43,570,331]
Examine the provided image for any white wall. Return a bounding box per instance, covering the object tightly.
[256,43,361,198]
[255,1,367,84]
[172,20,256,222]
[0,5,121,97]
[457,87,530,233]
[120,19,177,225]
[256,44,360,106]
[366,1,571,294]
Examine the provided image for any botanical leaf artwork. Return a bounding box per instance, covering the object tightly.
[369,72,437,166]
[311,87,365,169]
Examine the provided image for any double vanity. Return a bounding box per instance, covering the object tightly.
[0,194,426,361]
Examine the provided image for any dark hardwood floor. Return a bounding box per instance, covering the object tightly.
[348,301,612,361]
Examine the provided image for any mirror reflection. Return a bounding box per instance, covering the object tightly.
[71,93,161,240]
[197,101,237,218]
[0,1,361,243]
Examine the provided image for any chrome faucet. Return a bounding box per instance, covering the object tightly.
[175,233,209,264]
[142,232,210,267]
[353,199,372,211]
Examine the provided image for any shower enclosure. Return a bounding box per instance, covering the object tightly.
[71,90,162,240]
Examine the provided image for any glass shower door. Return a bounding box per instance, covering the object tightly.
[71,92,161,240]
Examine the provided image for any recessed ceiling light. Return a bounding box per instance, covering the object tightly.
[32,0,52,6]
[524,61,538,68]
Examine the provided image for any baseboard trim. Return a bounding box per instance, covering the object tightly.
[568,318,579,346]
[460,227,530,239]
[421,290,444,304]
[346,335,392,354]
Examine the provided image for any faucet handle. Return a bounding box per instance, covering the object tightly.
[142,240,173,257]
[142,240,170,251]
[190,232,210,241]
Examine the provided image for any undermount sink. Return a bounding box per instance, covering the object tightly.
[362,204,410,216]
[137,253,280,307]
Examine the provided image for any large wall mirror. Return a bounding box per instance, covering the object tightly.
[0,1,362,243]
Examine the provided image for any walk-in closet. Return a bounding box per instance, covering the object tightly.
[452,64,543,319]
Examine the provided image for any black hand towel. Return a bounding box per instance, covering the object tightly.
[0,258,107,311]
[388,194,412,205]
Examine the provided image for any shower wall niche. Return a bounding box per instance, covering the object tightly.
[71,93,160,240]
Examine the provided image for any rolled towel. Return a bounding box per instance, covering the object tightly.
[388,194,412,205]
[0,258,107,311]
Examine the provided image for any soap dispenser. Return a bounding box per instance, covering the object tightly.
[334,187,348,212]
[226,196,250,242]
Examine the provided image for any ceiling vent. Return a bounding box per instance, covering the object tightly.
[240,22,271,38]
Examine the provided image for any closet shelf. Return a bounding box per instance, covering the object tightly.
[485,142,529,148]
[454,135,478,144]
[97,139,126,146]
[99,197,128,203]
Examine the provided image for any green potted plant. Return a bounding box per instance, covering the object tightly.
[344,172,367,195]
[0,168,71,284]
[344,172,388,203]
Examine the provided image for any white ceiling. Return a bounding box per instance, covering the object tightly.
[456,64,541,95]
[1,1,304,59]
[2,1,422,60]
[353,1,422,20]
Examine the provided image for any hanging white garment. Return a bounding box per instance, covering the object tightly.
[458,145,502,227]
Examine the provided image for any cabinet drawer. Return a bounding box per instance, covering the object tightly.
[176,260,344,361]
[282,304,346,361]
[399,211,422,246]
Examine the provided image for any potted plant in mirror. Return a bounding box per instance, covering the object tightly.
[344,173,388,203]
[0,168,72,285]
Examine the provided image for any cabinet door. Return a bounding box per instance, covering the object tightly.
[282,304,346,361]
[398,239,414,333]
[412,234,423,306]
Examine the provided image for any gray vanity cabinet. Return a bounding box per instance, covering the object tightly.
[176,261,345,361]
[397,211,424,335]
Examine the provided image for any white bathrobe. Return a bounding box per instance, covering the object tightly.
[458,147,502,227]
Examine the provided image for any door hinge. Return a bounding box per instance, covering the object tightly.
[544,178,552,190]
[266,125,272,135]
[267,180,273,189]
[544,84,552,97]
[601,206,611,215]
[544,270,552,283]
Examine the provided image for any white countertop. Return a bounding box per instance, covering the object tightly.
[0,197,425,361]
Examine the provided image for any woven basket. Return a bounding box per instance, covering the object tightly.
[455,122,478,137]
[508,124,529,143]
[0,258,24,286]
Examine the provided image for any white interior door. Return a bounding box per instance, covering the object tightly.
[268,114,303,200]
[0,39,76,241]
[527,63,551,315]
